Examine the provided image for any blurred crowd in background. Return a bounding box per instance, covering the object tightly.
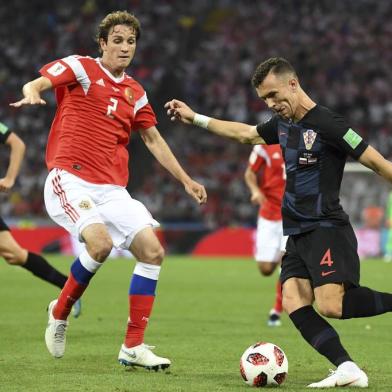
[1,0,392,229]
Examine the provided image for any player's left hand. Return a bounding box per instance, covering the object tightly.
[164,99,195,124]
[184,180,207,204]
[0,177,15,192]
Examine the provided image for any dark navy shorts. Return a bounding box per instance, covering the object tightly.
[280,224,360,288]
[0,216,10,231]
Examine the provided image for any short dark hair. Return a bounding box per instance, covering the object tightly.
[251,57,297,88]
[96,11,141,54]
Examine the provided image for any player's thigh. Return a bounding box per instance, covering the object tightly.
[97,187,160,251]
[255,217,284,263]
[280,236,311,285]
[44,169,104,239]
[129,226,164,265]
[0,230,26,264]
[282,277,314,314]
[304,225,360,289]
[314,283,345,318]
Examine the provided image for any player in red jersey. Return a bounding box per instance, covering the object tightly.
[11,11,206,370]
[245,144,287,327]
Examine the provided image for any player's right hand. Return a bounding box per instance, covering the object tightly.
[164,99,195,124]
[184,179,207,205]
[10,82,47,107]
[10,97,46,107]
[251,191,266,206]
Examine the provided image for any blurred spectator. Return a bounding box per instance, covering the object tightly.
[1,0,392,228]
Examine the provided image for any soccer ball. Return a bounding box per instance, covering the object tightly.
[240,342,288,387]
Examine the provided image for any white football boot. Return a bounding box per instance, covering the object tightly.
[72,299,82,318]
[267,309,282,327]
[307,361,368,388]
[118,343,171,371]
[45,299,68,358]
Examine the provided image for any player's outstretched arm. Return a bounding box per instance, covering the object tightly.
[164,99,265,145]
[359,145,392,183]
[139,126,207,205]
[0,132,26,192]
[10,77,53,107]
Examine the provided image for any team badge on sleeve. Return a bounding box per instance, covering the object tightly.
[0,122,8,134]
[47,62,67,77]
[303,129,317,150]
[343,128,362,149]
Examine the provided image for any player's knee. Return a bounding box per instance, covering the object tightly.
[87,237,113,262]
[282,288,313,314]
[142,244,165,265]
[257,262,275,276]
[282,297,293,314]
[1,249,25,265]
[282,292,297,314]
[317,302,342,319]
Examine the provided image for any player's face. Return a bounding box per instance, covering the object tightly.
[100,25,137,76]
[256,72,299,120]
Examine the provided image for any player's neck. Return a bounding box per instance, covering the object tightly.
[293,90,316,122]
[99,58,125,78]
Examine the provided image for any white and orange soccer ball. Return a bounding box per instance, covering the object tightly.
[240,342,288,387]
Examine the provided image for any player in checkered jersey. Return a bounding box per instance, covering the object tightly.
[244,144,287,327]
[0,121,81,317]
[11,11,206,370]
[166,57,392,387]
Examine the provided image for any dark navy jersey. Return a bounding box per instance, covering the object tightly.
[256,105,368,235]
[0,121,11,144]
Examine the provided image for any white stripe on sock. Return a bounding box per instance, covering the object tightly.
[133,262,161,280]
[79,250,102,273]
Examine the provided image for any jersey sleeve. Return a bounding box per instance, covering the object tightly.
[256,115,279,144]
[132,93,157,131]
[39,56,79,88]
[0,121,11,144]
[322,111,368,159]
[248,146,266,173]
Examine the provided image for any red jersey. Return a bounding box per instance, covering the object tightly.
[248,144,285,220]
[40,55,157,186]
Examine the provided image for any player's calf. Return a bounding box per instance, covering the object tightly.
[342,286,392,319]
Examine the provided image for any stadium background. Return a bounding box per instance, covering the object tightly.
[1,0,392,256]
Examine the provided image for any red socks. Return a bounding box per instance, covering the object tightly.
[125,295,155,347]
[273,280,283,313]
[53,274,87,320]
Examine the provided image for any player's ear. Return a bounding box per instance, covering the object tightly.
[99,38,107,53]
[288,77,298,92]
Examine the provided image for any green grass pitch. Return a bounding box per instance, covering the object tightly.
[0,255,391,391]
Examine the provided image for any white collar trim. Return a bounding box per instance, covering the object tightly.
[96,58,125,83]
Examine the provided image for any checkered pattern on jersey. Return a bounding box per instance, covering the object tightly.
[257,106,368,236]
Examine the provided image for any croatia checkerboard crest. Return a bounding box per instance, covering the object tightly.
[303,129,317,150]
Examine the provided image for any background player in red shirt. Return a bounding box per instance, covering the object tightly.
[11,11,206,370]
[0,121,81,317]
[244,144,287,327]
